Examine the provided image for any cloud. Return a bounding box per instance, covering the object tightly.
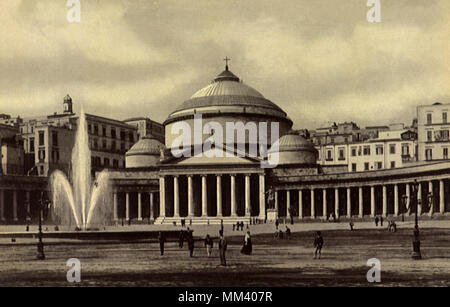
[0,0,448,130]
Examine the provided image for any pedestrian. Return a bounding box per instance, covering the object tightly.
[220,219,224,233]
[380,216,383,226]
[218,230,228,266]
[178,230,184,249]
[25,224,29,232]
[205,234,213,256]
[158,232,166,256]
[275,219,279,230]
[285,226,291,239]
[313,231,324,259]
[241,231,252,255]
[375,216,379,227]
[278,229,284,239]
[349,220,354,231]
[187,231,195,257]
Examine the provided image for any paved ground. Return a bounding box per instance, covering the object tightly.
[0,225,449,286]
[1,219,449,243]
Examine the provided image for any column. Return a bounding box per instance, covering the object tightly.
[259,174,265,219]
[174,176,180,217]
[347,188,351,217]
[394,184,399,216]
[428,181,434,215]
[149,192,154,220]
[298,190,303,219]
[334,188,339,218]
[201,175,207,217]
[274,191,279,216]
[0,189,5,221]
[137,192,142,220]
[159,177,166,218]
[230,174,237,216]
[13,190,18,221]
[382,185,387,217]
[322,189,327,218]
[187,175,194,217]
[245,175,251,216]
[311,189,315,218]
[358,187,363,218]
[406,183,410,216]
[417,182,422,215]
[439,180,445,214]
[113,192,118,221]
[26,191,31,221]
[217,175,222,217]
[125,192,130,221]
[370,186,375,217]
[286,190,291,218]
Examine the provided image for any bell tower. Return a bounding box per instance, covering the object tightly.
[63,94,73,114]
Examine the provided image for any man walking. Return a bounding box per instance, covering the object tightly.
[187,231,195,257]
[218,230,228,266]
[158,232,166,256]
[313,231,323,259]
[178,230,184,249]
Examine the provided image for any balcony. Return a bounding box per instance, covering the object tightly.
[401,154,415,162]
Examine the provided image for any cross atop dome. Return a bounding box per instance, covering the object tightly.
[223,56,231,71]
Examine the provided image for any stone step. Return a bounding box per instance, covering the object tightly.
[154,216,260,225]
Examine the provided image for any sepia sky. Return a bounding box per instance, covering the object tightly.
[0,0,448,129]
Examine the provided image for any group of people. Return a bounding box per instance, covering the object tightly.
[157,225,328,263]
[274,226,291,239]
[157,227,253,266]
[233,221,246,231]
[375,216,397,232]
[374,216,384,227]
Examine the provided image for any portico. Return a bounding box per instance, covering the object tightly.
[273,162,450,220]
[156,152,265,224]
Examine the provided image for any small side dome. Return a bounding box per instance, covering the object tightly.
[125,136,165,168]
[268,133,317,165]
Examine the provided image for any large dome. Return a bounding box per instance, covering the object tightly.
[163,65,293,152]
[164,67,291,125]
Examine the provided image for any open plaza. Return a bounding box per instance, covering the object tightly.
[0,220,449,286]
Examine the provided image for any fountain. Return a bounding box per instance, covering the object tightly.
[50,108,112,230]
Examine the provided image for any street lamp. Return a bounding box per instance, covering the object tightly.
[37,191,51,260]
[401,194,408,222]
[410,180,421,260]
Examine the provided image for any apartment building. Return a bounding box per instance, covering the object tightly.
[123,117,164,142]
[417,102,450,161]
[18,95,138,176]
[317,129,417,172]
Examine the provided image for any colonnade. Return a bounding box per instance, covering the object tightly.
[276,179,448,219]
[112,190,158,221]
[158,173,265,219]
[0,189,34,222]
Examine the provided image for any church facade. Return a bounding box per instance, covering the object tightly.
[107,65,450,225]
